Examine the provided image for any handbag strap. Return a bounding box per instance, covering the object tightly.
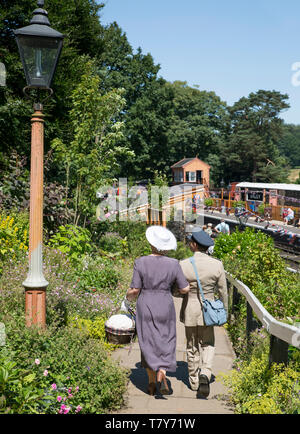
[189,256,206,303]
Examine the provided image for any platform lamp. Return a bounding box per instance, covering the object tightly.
[14,0,64,327]
[220,178,225,201]
[227,182,232,211]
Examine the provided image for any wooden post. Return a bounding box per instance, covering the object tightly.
[162,209,166,227]
[269,335,289,367]
[231,286,241,317]
[246,302,259,349]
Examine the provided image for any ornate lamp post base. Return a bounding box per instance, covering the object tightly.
[25,288,47,327]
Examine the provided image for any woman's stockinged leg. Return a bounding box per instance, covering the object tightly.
[157,368,169,395]
[146,368,156,395]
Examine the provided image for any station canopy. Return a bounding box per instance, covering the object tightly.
[236,182,300,192]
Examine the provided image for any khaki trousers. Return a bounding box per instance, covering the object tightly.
[185,326,215,390]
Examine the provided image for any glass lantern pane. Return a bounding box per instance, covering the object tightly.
[17,35,61,88]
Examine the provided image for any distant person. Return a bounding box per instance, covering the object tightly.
[205,223,213,236]
[284,208,294,225]
[215,219,230,235]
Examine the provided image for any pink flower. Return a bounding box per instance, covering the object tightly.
[57,396,62,402]
[58,404,65,414]
[35,358,40,365]
[75,386,79,392]
[58,404,70,414]
[43,370,48,376]
[51,383,57,390]
[75,405,82,413]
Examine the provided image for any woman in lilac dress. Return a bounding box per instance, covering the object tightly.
[126,226,189,395]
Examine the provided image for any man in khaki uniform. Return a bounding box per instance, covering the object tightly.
[179,230,228,398]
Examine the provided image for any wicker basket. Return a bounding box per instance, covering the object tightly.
[105,324,135,345]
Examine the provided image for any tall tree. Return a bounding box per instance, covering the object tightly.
[224,90,290,183]
[277,124,300,167]
[0,0,105,168]
[51,59,133,225]
[165,81,229,183]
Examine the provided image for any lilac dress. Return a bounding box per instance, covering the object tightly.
[130,255,188,372]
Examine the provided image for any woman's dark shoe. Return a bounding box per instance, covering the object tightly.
[147,382,156,396]
[197,374,210,399]
[157,370,170,395]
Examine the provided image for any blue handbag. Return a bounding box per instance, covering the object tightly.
[189,257,227,326]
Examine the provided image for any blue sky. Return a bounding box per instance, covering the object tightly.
[99,0,300,125]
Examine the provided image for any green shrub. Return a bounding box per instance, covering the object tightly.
[68,316,119,352]
[1,321,128,414]
[70,256,121,295]
[213,227,298,321]
[220,352,300,414]
[232,200,246,208]
[204,198,214,207]
[48,224,93,262]
[98,232,129,256]
[167,241,191,260]
[0,213,28,275]
[0,351,54,414]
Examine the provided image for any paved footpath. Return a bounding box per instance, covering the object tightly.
[111,297,236,414]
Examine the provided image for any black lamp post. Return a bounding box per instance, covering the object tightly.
[227,182,232,211]
[14,0,63,92]
[13,1,64,327]
[220,178,225,200]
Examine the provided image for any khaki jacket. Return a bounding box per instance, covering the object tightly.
[179,252,228,326]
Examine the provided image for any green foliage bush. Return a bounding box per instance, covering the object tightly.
[48,224,93,262]
[68,316,118,352]
[0,211,29,275]
[94,220,151,258]
[71,256,121,295]
[214,228,300,413]
[0,239,128,414]
[0,351,53,414]
[220,352,300,414]
[98,231,129,256]
[204,198,214,207]
[0,322,128,414]
[167,241,191,260]
[214,227,299,320]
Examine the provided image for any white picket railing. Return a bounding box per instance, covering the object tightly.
[225,271,300,365]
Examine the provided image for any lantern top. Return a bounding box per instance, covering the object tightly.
[13,1,64,39]
[13,0,64,90]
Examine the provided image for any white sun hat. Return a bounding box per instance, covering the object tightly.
[145,226,177,251]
